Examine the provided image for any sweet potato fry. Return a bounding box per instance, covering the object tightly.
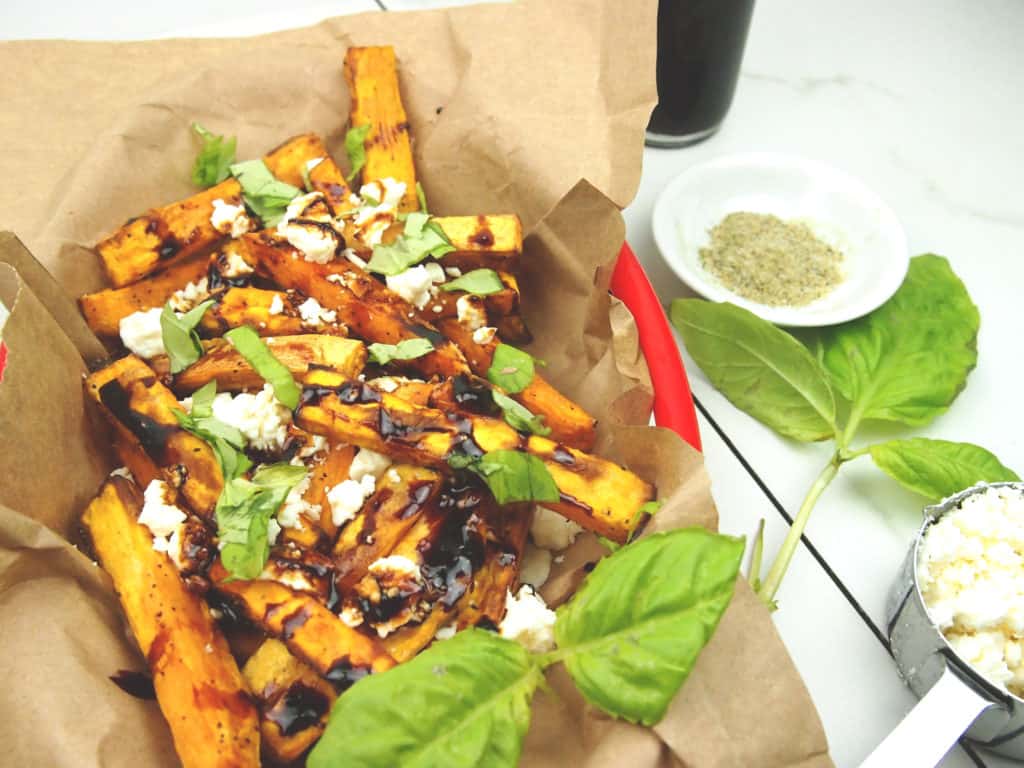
[199,287,348,338]
[242,639,337,764]
[96,134,330,287]
[210,563,395,684]
[296,388,653,543]
[332,464,443,589]
[82,479,259,768]
[455,505,531,630]
[150,334,366,394]
[436,317,596,450]
[344,46,418,211]
[308,443,356,540]
[85,355,223,517]
[79,254,210,338]
[241,232,469,377]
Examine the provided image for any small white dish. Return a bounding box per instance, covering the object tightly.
[651,152,909,327]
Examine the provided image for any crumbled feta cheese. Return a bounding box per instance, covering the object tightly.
[520,544,552,589]
[456,294,487,332]
[327,475,376,527]
[298,435,329,459]
[280,191,327,226]
[472,326,497,345]
[119,307,166,359]
[919,485,1024,696]
[339,605,364,628]
[326,273,347,286]
[297,296,337,327]
[349,448,392,482]
[210,198,253,238]
[445,267,463,278]
[280,220,341,264]
[267,519,282,545]
[305,157,325,172]
[432,304,444,314]
[386,263,446,309]
[263,567,316,593]
[385,468,401,484]
[369,555,421,581]
[499,586,556,653]
[276,472,321,530]
[345,250,368,270]
[268,294,285,315]
[352,178,407,246]
[434,624,457,641]
[221,249,255,278]
[530,506,584,551]
[139,480,187,567]
[168,277,210,313]
[370,376,400,393]
[210,383,291,452]
[109,466,134,481]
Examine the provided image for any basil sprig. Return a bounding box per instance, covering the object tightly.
[486,343,537,393]
[344,124,372,183]
[217,462,306,579]
[161,300,215,373]
[308,528,745,768]
[190,123,236,188]
[439,268,504,296]
[173,382,252,482]
[449,449,558,505]
[224,326,301,409]
[492,391,550,436]
[367,212,455,276]
[671,254,1019,606]
[367,338,435,366]
[229,159,301,227]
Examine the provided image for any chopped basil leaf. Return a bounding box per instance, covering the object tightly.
[344,124,372,183]
[361,192,381,207]
[223,326,301,410]
[639,500,663,517]
[216,462,306,579]
[229,159,301,227]
[367,215,455,276]
[492,391,550,436]
[160,300,214,373]
[453,449,559,505]
[367,338,435,366]
[416,181,428,214]
[190,123,237,188]
[173,382,252,483]
[440,268,504,296]
[486,344,536,393]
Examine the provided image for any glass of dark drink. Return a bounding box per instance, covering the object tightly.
[646,0,755,148]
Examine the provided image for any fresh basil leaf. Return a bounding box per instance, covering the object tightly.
[639,500,663,517]
[229,159,301,227]
[447,453,480,471]
[189,380,217,420]
[366,214,456,276]
[216,462,306,579]
[190,123,236,188]
[869,438,1019,502]
[416,181,428,214]
[554,528,744,725]
[492,390,550,436]
[670,299,837,442]
[367,338,435,366]
[440,269,504,296]
[486,344,536,394]
[476,450,559,504]
[812,255,979,430]
[223,326,301,409]
[362,193,381,207]
[344,124,372,183]
[160,300,214,373]
[309,629,539,768]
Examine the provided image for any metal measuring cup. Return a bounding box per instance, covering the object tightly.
[862,482,1024,766]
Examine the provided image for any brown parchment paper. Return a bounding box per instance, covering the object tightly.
[0,2,831,766]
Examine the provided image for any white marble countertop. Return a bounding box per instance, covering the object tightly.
[3,0,1021,765]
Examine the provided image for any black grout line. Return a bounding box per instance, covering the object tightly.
[694,396,990,767]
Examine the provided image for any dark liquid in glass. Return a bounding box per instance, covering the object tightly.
[647,0,755,145]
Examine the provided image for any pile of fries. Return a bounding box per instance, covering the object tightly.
[76,45,655,766]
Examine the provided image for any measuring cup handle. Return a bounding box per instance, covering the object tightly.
[859,667,993,768]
